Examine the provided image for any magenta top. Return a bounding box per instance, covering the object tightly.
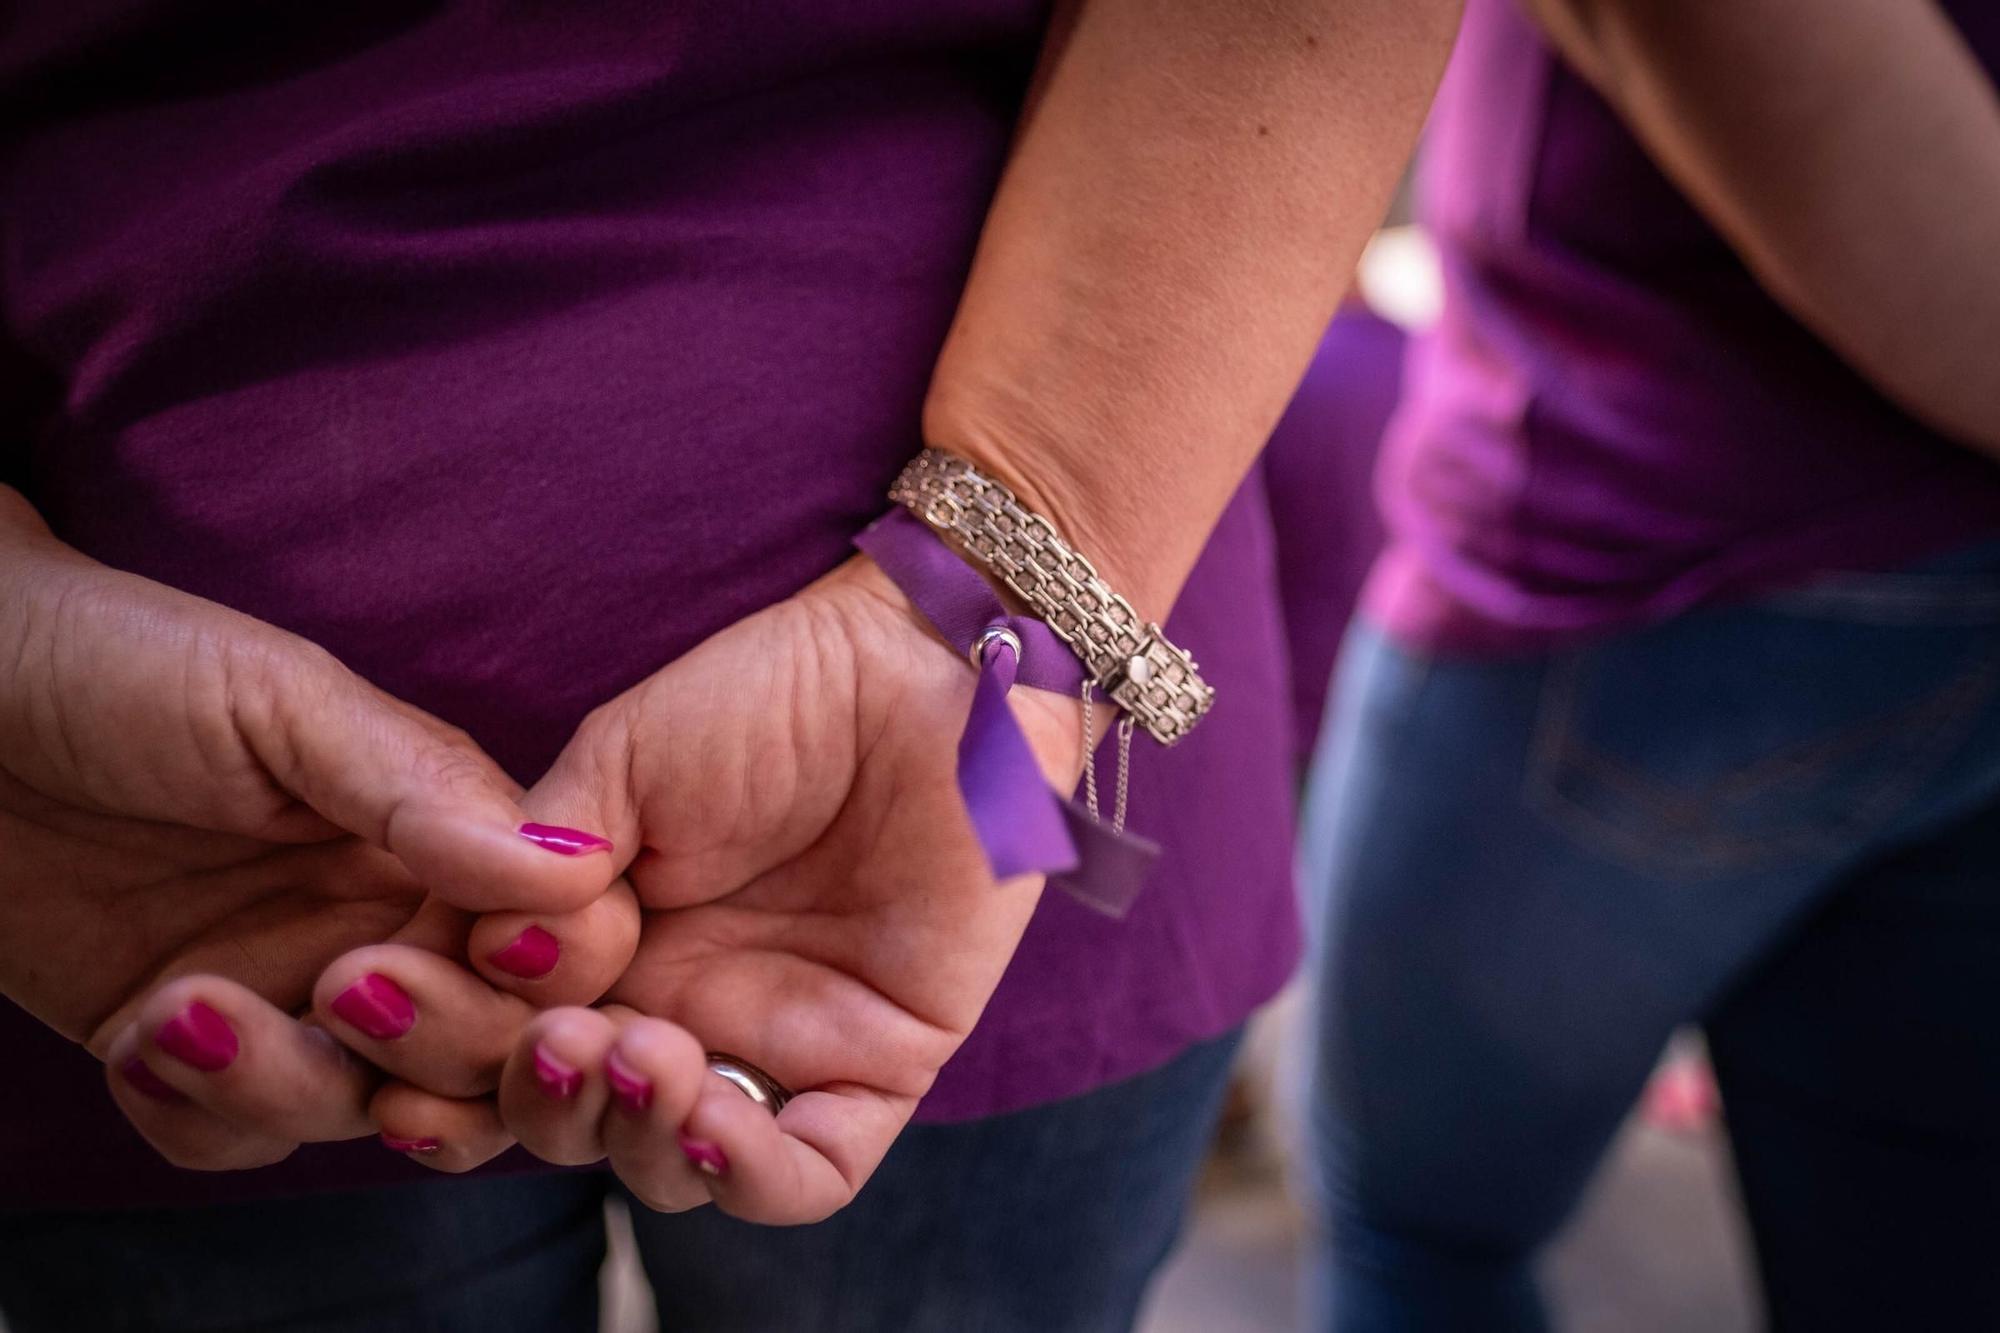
[0,2,1298,1208]
[1369,0,2000,654]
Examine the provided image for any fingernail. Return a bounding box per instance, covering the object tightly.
[330,974,416,1040]
[518,823,613,857]
[678,1133,729,1177]
[488,924,561,979]
[532,1044,583,1100]
[153,1001,238,1072]
[380,1133,440,1155]
[121,1056,185,1102]
[605,1049,653,1114]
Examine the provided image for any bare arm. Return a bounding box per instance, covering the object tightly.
[1524,0,2000,456]
[925,0,1462,619]
[104,1,1466,1204]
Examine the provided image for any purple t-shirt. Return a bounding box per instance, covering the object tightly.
[0,2,1299,1207]
[1369,0,2000,653]
[1263,306,1401,762]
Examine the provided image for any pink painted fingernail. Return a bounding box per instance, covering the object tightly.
[518,823,612,856]
[532,1044,582,1100]
[605,1049,653,1114]
[488,924,560,979]
[380,1133,440,1155]
[330,974,416,1040]
[678,1133,728,1177]
[153,1001,238,1072]
[121,1056,185,1102]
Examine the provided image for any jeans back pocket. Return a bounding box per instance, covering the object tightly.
[1525,564,2000,880]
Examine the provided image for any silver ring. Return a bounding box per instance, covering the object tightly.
[705,1053,792,1114]
[970,625,1022,669]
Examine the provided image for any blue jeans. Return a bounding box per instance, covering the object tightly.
[0,1029,1238,1333]
[1301,545,2000,1331]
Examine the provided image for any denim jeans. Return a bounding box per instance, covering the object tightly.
[1298,543,2000,1331]
[0,1029,1239,1333]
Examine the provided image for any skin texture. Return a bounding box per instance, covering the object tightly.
[928,0,1462,617]
[0,488,635,1168]
[58,0,1463,1219]
[110,553,1079,1220]
[1522,0,2000,455]
[352,557,1083,1221]
[365,0,1460,1217]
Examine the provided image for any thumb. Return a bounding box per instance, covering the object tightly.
[243,645,619,915]
[508,705,645,875]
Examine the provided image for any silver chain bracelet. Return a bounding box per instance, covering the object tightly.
[890,449,1215,746]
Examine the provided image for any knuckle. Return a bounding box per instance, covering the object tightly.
[532,1137,608,1169]
[409,739,502,800]
[534,1005,614,1046]
[152,1139,230,1171]
[141,976,218,1027]
[221,627,345,718]
[156,1134,295,1173]
[384,1056,498,1103]
[436,1068,500,1100]
[768,1194,845,1227]
[625,1180,705,1214]
[419,715,482,755]
[419,1152,480,1175]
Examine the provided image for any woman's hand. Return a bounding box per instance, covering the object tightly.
[321,555,1080,1220]
[96,0,1457,1189]
[0,489,631,1168]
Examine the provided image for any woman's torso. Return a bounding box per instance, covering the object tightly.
[1368,0,2000,652]
[0,1,1299,1206]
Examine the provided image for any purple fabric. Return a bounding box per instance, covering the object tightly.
[855,507,1159,915]
[0,3,1300,1206]
[1369,0,2000,654]
[857,509,1082,881]
[956,634,1076,879]
[854,510,1085,696]
[1263,306,1403,762]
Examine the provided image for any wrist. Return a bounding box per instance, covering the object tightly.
[920,389,1202,625]
[885,452,1215,745]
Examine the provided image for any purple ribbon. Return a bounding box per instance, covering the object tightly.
[855,508,1159,917]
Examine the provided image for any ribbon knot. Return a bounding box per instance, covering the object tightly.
[856,509,1158,917]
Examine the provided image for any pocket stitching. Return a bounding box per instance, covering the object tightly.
[1525,650,2000,879]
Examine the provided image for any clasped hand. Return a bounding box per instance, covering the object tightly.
[0,494,1079,1224]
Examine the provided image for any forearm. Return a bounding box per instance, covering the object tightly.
[924,0,1459,619]
[1525,0,2000,456]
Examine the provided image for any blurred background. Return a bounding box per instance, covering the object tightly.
[1129,1007,1759,1333]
